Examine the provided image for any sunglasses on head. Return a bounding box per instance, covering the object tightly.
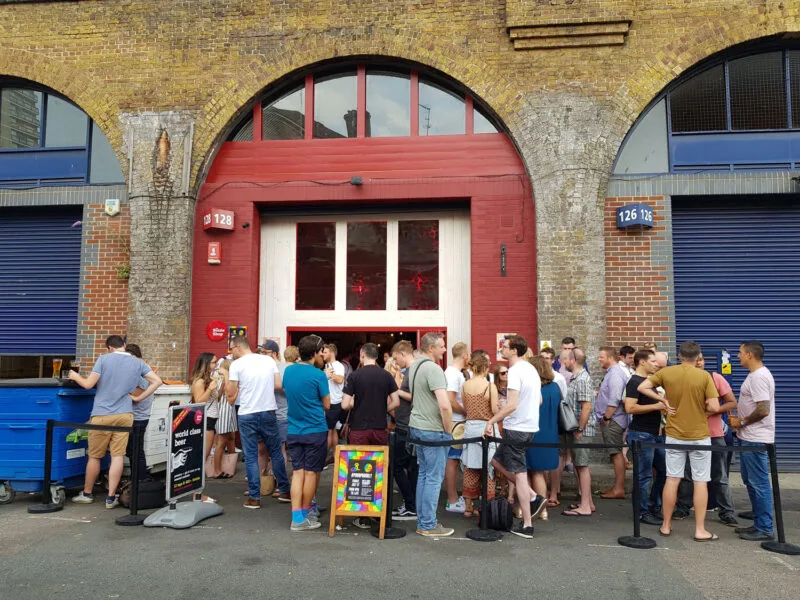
[309,334,324,352]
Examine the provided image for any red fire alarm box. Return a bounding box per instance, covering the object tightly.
[202,208,235,231]
[208,242,221,264]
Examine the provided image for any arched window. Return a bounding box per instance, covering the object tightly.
[0,83,124,186]
[614,46,800,174]
[227,64,501,142]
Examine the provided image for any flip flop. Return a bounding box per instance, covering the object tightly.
[693,533,719,542]
[547,499,560,508]
[597,492,626,500]
[214,473,232,479]
[659,529,671,537]
[567,503,596,512]
[561,509,592,517]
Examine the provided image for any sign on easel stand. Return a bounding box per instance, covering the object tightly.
[329,445,388,539]
[144,404,223,529]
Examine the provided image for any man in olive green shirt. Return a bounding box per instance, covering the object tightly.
[408,332,453,537]
[638,340,720,541]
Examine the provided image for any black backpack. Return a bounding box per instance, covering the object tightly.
[485,497,514,531]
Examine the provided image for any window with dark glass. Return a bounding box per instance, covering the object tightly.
[729,52,787,130]
[314,72,357,138]
[398,220,439,311]
[792,52,800,129]
[669,64,727,132]
[0,88,42,148]
[296,222,336,310]
[474,106,499,134]
[366,70,410,137]
[263,87,305,140]
[346,221,387,310]
[418,81,465,135]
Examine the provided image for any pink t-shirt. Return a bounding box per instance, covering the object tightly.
[707,372,732,438]
[738,366,775,444]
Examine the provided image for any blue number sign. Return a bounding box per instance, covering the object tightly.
[616,203,654,229]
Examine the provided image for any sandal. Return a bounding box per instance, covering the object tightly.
[693,533,719,542]
[659,528,671,537]
[214,473,233,479]
[547,499,560,508]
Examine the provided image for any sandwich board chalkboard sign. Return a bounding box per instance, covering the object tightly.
[329,445,388,539]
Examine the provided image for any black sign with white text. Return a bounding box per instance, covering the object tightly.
[168,404,205,501]
[345,459,376,502]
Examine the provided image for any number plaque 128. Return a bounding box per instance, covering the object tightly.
[202,209,235,231]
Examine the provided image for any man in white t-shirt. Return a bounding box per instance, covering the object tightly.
[322,343,346,451]
[226,336,290,509]
[485,335,546,539]
[730,340,776,541]
[443,342,469,513]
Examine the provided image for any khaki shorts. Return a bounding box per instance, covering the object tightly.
[88,413,134,458]
[560,433,594,468]
[599,420,625,456]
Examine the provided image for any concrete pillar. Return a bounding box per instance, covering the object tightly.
[121,112,195,380]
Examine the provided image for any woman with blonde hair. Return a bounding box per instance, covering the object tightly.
[211,358,238,478]
[460,350,499,517]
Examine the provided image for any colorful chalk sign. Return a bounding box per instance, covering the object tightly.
[328,445,388,539]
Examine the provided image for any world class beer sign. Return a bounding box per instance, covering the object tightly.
[616,203,654,229]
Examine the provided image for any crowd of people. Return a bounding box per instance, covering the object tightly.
[66,331,777,543]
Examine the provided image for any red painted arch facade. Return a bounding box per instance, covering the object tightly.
[189,65,537,362]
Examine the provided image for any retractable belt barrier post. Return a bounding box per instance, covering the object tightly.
[409,434,799,554]
[27,418,145,527]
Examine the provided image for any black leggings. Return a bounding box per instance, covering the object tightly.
[125,419,149,481]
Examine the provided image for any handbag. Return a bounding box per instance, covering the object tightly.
[558,399,579,434]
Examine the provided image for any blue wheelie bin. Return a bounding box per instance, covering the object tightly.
[0,378,95,506]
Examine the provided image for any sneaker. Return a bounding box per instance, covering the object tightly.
[734,525,757,534]
[72,492,94,504]
[530,495,547,520]
[719,513,739,527]
[353,517,372,529]
[509,522,535,539]
[309,501,320,519]
[243,498,261,509]
[672,508,690,520]
[291,518,321,531]
[416,524,455,537]
[640,513,663,526]
[275,492,291,503]
[105,495,119,509]
[445,496,466,513]
[392,504,417,520]
[739,529,774,541]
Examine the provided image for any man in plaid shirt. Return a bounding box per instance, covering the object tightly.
[561,348,597,517]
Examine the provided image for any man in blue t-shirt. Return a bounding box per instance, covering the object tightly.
[68,335,162,508]
[283,334,330,532]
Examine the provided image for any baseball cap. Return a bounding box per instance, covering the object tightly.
[259,340,280,353]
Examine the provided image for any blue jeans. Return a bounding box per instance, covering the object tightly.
[411,427,450,531]
[627,430,666,516]
[739,440,773,534]
[238,411,290,500]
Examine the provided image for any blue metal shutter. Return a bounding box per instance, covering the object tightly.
[673,196,800,470]
[0,206,82,355]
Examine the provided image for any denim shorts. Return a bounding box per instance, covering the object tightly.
[494,429,534,473]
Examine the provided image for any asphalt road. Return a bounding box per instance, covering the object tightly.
[2,466,799,600]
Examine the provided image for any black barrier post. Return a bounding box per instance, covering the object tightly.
[760,444,800,556]
[618,440,656,549]
[371,430,406,539]
[466,436,502,542]
[28,419,63,514]
[117,425,146,527]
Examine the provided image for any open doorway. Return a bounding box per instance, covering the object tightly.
[286,328,446,370]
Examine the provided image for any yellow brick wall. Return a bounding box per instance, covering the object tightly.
[0,1,797,187]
